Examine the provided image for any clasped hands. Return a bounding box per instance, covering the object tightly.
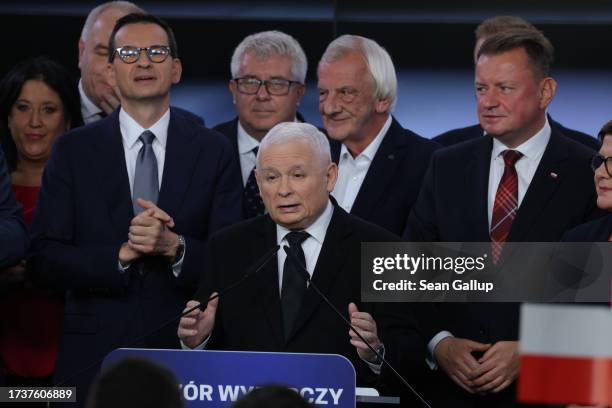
[434,337,519,395]
[119,198,180,265]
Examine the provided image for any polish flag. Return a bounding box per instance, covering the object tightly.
[518,303,612,406]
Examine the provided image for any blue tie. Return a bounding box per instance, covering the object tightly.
[132,130,159,214]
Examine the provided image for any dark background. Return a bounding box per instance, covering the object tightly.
[1,0,610,136]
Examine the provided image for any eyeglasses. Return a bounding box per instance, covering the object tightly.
[591,153,612,177]
[232,77,300,96]
[113,45,172,64]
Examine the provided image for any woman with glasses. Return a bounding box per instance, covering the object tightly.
[0,56,82,389]
[563,121,612,242]
[562,123,612,408]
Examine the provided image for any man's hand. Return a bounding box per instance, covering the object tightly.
[119,242,141,265]
[471,340,519,394]
[348,303,382,362]
[98,85,121,115]
[128,199,179,259]
[434,336,491,393]
[136,199,175,228]
[178,296,218,349]
[0,260,26,284]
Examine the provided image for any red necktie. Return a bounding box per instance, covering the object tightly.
[490,150,523,263]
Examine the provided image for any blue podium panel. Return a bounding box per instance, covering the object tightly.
[103,348,356,407]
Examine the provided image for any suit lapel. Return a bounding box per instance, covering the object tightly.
[287,206,351,341]
[225,118,240,165]
[508,129,567,242]
[350,117,404,219]
[252,217,285,346]
[157,108,202,218]
[94,111,133,239]
[467,137,493,241]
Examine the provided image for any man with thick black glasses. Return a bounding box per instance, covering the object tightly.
[213,30,308,219]
[30,13,242,406]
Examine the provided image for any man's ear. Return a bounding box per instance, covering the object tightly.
[171,58,183,84]
[539,77,557,110]
[374,98,391,114]
[325,162,338,193]
[78,39,85,70]
[107,62,116,87]
[229,79,238,104]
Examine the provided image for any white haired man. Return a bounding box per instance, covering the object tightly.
[214,31,308,219]
[178,122,398,386]
[318,34,440,236]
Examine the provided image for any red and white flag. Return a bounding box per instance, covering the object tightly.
[519,303,612,405]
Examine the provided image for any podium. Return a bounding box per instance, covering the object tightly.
[103,348,399,407]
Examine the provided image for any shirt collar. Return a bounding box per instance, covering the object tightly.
[119,107,170,150]
[491,118,551,160]
[339,114,392,161]
[79,79,102,119]
[276,199,334,246]
[237,121,260,155]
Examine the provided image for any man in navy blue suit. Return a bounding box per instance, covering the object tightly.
[317,35,439,237]
[433,15,599,150]
[30,13,241,406]
[404,28,603,407]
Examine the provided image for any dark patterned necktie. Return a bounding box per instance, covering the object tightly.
[490,150,523,263]
[243,146,265,218]
[132,130,158,214]
[281,231,310,339]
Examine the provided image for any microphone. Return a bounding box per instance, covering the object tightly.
[55,244,281,387]
[282,245,432,408]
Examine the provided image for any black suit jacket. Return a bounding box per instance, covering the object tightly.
[433,115,600,151]
[330,117,440,236]
[30,107,241,406]
[403,128,604,407]
[198,203,401,386]
[562,213,612,241]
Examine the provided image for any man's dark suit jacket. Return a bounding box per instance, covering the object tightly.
[0,144,27,269]
[402,129,604,407]
[330,117,440,236]
[30,107,242,405]
[562,213,612,241]
[433,115,600,151]
[198,203,403,386]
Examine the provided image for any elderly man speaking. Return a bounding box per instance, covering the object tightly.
[178,122,398,385]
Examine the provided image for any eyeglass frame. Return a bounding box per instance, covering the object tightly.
[112,45,173,64]
[591,153,612,177]
[232,76,301,96]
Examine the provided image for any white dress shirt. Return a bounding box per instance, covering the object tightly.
[79,79,105,125]
[237,121,260,187]
[117,108,184,276]
[427,119,551,369]
[275,200,333,291]
[332,115,392,213]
